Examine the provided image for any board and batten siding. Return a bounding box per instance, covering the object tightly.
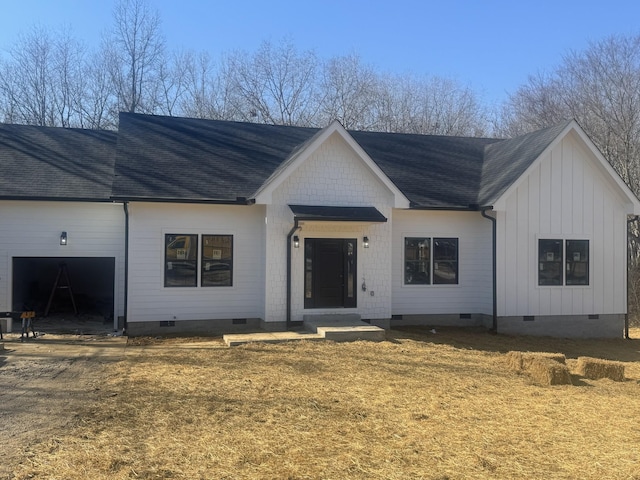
[265,131,396,324]
[126,202,266,324]
[496,130,629,318]
[0,201,125,320]
[391,209,493,316]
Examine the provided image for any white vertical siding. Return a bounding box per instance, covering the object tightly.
[127,203,266,323]
[391,210,493,315]
[497,131,630,316]
[266,132,395,323]
[0,201,125,318]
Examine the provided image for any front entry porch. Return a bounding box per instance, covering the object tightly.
[223,314,385,346]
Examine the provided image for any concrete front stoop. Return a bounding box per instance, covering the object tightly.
[303,314,386,342]
[223,314,386,346]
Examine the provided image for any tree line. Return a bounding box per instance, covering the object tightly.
[0,0,487,136]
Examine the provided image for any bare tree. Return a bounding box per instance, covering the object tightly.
[229,39,320,126]
[0,25,85,127]
[368,73,488,136]
[500,34,640,193]
[104,0,164,114]
[318,53,378,129]
[77,51,118,129]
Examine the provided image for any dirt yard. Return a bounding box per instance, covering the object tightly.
[0,334,126,479]
[1,328,639,479]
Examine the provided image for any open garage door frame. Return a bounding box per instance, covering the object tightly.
[11,257,117,330]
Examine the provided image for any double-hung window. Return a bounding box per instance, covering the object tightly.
[538,239,589,286]
[164,233,233,287]
[404,237,458,285]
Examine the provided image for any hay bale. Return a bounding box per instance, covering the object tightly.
[527,357,572,385]
[576,357,625,381]
[506,351,566,371]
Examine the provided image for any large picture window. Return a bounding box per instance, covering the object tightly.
[404,237,458,285]
[165,234,198,287]
[538,239,589,286]
[202,235,233,287]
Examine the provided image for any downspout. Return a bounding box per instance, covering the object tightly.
[123,202,129,333]
[626,215,639,339]
[480,207,498,332]
[286,219,301,329]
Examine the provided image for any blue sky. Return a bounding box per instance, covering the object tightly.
[1,0,639,106]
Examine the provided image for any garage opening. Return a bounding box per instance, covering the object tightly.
[12,257,115,331]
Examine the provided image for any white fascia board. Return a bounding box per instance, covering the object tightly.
[571,124,640,215]
[493,120,640,213]
[253,120,410,208]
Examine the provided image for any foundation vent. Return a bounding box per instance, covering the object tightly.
[588,314,600,320]
[232,318,247,325]
[159,321,175,327]
[523,316,535,322]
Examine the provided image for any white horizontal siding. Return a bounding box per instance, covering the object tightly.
[392,210,493,315]
[0,201,125,317]
[497,131,630,317]
[127,203,266,323]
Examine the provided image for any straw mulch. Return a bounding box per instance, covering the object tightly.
[576,356,625,381]
[506,351,572,385]
[11,327,640,480]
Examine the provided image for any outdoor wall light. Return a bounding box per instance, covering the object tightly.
[60,231,68,246]
[293,235,300,248]
[363,236,369,248]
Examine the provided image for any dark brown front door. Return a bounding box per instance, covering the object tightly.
[304,238,356,309]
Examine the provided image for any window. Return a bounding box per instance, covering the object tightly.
[404,237,458,285]
[202,235,233,286]
[565,240,589,285]
[164,233,233,287]
[165,234,198,287]
[538,239,562,286]
[433,238,458,284]
[538,239,589,286]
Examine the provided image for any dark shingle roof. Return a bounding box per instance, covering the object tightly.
[351,131,502,208]
[0,124,117,200]
[112,113,571,208]
[112,113,318,201]
[479,120,572,205]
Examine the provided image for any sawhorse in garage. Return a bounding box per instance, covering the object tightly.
[20,311,37,342]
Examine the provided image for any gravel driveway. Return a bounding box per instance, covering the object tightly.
[0,333,126,478]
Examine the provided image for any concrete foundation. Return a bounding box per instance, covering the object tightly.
[126,318,263,336]
[497,314,625,338]
[390,313,490,329]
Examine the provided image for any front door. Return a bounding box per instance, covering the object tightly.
[304,238,357,308]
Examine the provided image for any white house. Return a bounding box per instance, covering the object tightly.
[0,125,125,331]
[2,114,638,338]
[111,113,640,338]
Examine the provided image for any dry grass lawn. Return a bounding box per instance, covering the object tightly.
[12,327,640,479]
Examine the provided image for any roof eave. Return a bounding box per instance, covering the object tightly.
[110,195,256,205]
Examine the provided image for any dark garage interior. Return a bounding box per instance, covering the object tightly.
[12,257,115,330]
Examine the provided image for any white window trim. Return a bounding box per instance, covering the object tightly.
[401,234,460,288]
[161,230,236,289]
[535,234,591,288]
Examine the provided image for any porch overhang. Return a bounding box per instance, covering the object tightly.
[288,205,387,223]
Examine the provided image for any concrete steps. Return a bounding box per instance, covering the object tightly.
[303,314,386,342]
[223,314,386,346]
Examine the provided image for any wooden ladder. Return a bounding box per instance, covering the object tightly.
[44,262,78,317]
